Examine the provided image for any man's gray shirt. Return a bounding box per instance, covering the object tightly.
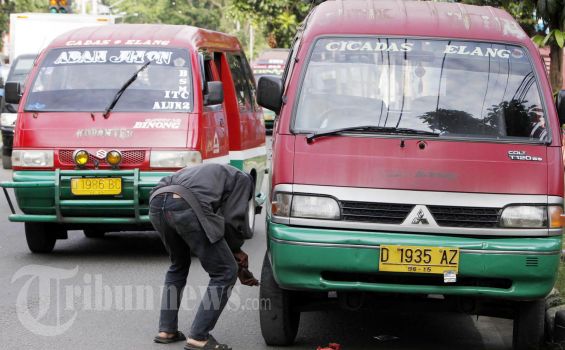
[150,164,255,249]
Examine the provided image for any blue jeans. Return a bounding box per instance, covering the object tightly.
[149,193,238,341]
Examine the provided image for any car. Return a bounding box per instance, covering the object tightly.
[0,54,37,169]
[257,1,564,349]
[1,24,267,253]
[252,49,289,134]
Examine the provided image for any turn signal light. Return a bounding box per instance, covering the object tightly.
[106,150,122,166]
[549,206,565,228]
[73,150,89,166]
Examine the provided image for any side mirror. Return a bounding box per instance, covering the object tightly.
[5,82,21,104]
[558,90,565,126]
[204,81,224,106]
[257,75,283,114]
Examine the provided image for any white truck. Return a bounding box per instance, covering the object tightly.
[8,13,115,62]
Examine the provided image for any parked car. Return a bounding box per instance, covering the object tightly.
[257,1,564,349]
[0,54,36,169]
[1,24,266,253]
[252,49,289,134]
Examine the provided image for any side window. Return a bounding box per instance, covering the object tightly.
[283,37,301,92]
[227,53,253,110]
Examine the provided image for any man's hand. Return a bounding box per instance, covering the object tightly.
[233,250,259,286]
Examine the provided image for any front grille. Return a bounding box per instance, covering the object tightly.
[428,206,501,228]
[341,201,414,224]
[59,150,146,166]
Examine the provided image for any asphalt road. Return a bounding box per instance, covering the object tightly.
[0,153,513,350]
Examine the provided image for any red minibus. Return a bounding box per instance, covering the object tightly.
[1,24,267,253]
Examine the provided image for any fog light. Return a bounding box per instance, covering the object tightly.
[73,150,89,166]
[106,150,122,166]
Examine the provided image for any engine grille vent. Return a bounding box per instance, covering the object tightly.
[427,206,501,228]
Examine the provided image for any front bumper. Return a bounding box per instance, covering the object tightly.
[1,169,169,224]
[268,222,562,300]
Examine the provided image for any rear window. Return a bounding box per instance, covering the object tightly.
[25,47,192,113]
[294,38,548,142]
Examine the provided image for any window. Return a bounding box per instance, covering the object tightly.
[227,53,253,109]
[294,38,548,142]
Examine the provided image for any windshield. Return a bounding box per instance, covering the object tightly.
[294,38,548,142]
[8,56,35,84]
[25,47,192,112]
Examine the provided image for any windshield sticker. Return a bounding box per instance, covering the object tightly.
[65,39,170,46]
[152,101,191,110]
[325,41,414,52]
[133,118,182,129]
[174,58,186,67]
[443,45,523,59]
[75,128,133,139]
[53,50,173,65]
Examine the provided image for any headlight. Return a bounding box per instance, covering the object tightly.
[500,206,547,228]
[271,193,341,220]
[0,113,17,127]
[150,150,202,168]
[12,150,54,168]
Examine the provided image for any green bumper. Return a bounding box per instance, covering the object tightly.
[1,170,169,224]
[268,222,562,300]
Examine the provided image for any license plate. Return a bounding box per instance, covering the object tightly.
[71,178,122,196]
[379,245,459,274]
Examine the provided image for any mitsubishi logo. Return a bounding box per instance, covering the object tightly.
[95,150,107,159]
[411,209,429,225]
[402,205,438,227]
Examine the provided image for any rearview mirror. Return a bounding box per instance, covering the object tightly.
[257,75,283,114]
[204,81,224,106]
[558,90,565,126]
[5,82,21,104]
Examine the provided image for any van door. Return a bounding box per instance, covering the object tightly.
[226,53,263,149]
[201,52,229,161]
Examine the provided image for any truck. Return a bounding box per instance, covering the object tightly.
[257,1,565,349]
[1,13,116,169]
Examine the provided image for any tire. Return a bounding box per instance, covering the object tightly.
[83,229,106,238]
[2,152,11,169]
[513,299,545,350]
[25,222,57,253]
[246,197,256,234]
[259,253,300,346]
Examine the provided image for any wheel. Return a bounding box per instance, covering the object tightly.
[25,222,57,253]
[83,228,106,238]
[259,253,300,346]
[246,197,255,234]
[513,299,545,350]
[2,151,11,169]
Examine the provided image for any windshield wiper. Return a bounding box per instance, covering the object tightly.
[103,61,151,118]
[306,125,440,143]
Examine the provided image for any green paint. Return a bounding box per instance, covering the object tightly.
[268,222,561,299]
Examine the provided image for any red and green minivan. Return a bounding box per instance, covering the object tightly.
[1,24,267,253]
[257,1,565,349]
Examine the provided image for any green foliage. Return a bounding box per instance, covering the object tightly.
[229,0,310,48]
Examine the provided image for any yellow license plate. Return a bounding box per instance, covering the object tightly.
[379,245,459,274]
[71,178,122,196]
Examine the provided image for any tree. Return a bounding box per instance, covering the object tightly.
[532,0,565,93]
[229,0,310,48]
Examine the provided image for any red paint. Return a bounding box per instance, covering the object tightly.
[272,1,563,198]
[13,24,265,171]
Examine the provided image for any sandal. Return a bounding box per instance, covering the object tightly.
[154,331,186,344]
[184,335,232,350]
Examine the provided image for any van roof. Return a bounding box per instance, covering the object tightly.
[304,0,529,44]
[49,24,242,51]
